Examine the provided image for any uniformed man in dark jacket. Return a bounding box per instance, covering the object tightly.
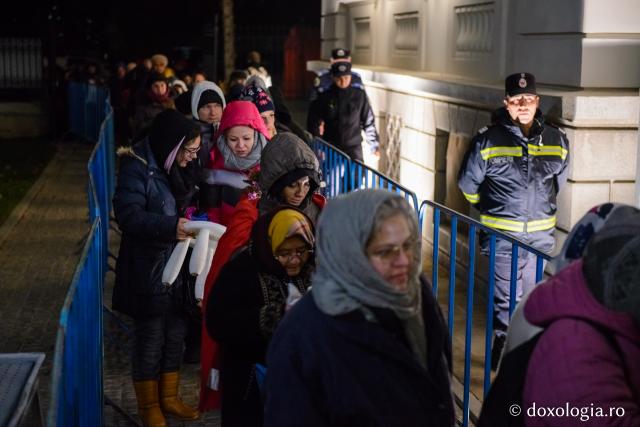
[458,72,570,368]
[309,48,364,102]
[307,61,379,161]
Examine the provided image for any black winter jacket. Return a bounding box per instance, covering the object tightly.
[307,85,379,156]
[207,246,312,426]
[112,140,181,319]
[458,108,569,254]
[264,279,455,427]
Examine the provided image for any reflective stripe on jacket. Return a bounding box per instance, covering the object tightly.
[457,108,569,247]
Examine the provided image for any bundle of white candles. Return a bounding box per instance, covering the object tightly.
[161,221,227,300]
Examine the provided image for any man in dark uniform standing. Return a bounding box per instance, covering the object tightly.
[458,72,570,368]
[309,48,365,102]
[307,61,379,161]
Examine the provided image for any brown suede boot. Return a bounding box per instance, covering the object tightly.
[159,371,200,420]
[133,380,167,427]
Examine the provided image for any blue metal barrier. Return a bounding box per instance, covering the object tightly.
[313,138,552,427]
[419,200,551,427]
[48,84,114,426]
[350,159,420,213]
[311,138,351,197]
[67,82,109,142]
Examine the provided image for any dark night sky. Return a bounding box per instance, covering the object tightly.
[4,1,321,62]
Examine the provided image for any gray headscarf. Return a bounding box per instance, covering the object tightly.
[312,189,427,367]
[583,205,640,325]
[215,130,267,171]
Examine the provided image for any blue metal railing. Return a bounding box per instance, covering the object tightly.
[313,139,552,427]
[350,159,420,213]
[418,200,550,426]
[47,84,114,426]
[311,137,351,197]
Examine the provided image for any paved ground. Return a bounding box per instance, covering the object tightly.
[0,141,219,426]
[0,143,92,415]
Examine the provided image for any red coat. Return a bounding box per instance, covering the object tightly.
[199,193,325,411]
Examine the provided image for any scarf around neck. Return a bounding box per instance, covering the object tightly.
[216,130,267,171]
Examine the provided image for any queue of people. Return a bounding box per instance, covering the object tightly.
[108,48,639,427]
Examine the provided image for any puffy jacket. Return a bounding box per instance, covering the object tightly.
[458,108,569,253]
[521,261,640,426]
[307,85,379,154]
[112,140,181,318]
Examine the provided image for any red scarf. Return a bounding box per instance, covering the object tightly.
[147,88,171,105]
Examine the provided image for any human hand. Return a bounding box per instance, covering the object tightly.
[318,120,325,136]
[176,218,193,240]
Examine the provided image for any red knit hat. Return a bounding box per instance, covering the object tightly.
[214,100,270,141]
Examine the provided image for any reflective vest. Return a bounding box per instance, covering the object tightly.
[458,108,570,240]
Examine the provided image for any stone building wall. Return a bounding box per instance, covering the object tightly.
[315,0,640,253]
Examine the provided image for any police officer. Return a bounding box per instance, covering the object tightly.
[309,48,365,101]
[307,61,379,161]
[458,72,570,368]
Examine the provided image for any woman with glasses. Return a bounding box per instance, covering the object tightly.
[113,109,202,426]
[205,207,315,426]
[264,189,456,427]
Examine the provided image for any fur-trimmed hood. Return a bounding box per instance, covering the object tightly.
[117,145,148,166]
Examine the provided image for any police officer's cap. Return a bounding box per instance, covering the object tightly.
[331,62,352,77]
[505,72,537,97]
[331,48,351,60]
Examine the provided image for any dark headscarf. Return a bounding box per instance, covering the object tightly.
[148,109,201,211]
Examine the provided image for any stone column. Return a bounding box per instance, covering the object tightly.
[636,89,640,208]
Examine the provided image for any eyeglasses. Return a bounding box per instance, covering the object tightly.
[368,239,417,262]
[274,247,313,262]
[506,95,538,106]
[182,145,201,155]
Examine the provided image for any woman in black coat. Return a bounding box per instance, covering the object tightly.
[206,207,316,427]
[264,189,456,427]
[113,109,201,427]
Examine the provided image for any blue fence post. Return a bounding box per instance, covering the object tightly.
[462,224,476,427]
[535,255,544,283]
[431,207,440,297]
[483,234,497,397]
[448,215,457,342]
[509,244,519,318]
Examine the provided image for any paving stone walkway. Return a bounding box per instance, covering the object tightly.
[0,142,219,425]
[0,143,92,415]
